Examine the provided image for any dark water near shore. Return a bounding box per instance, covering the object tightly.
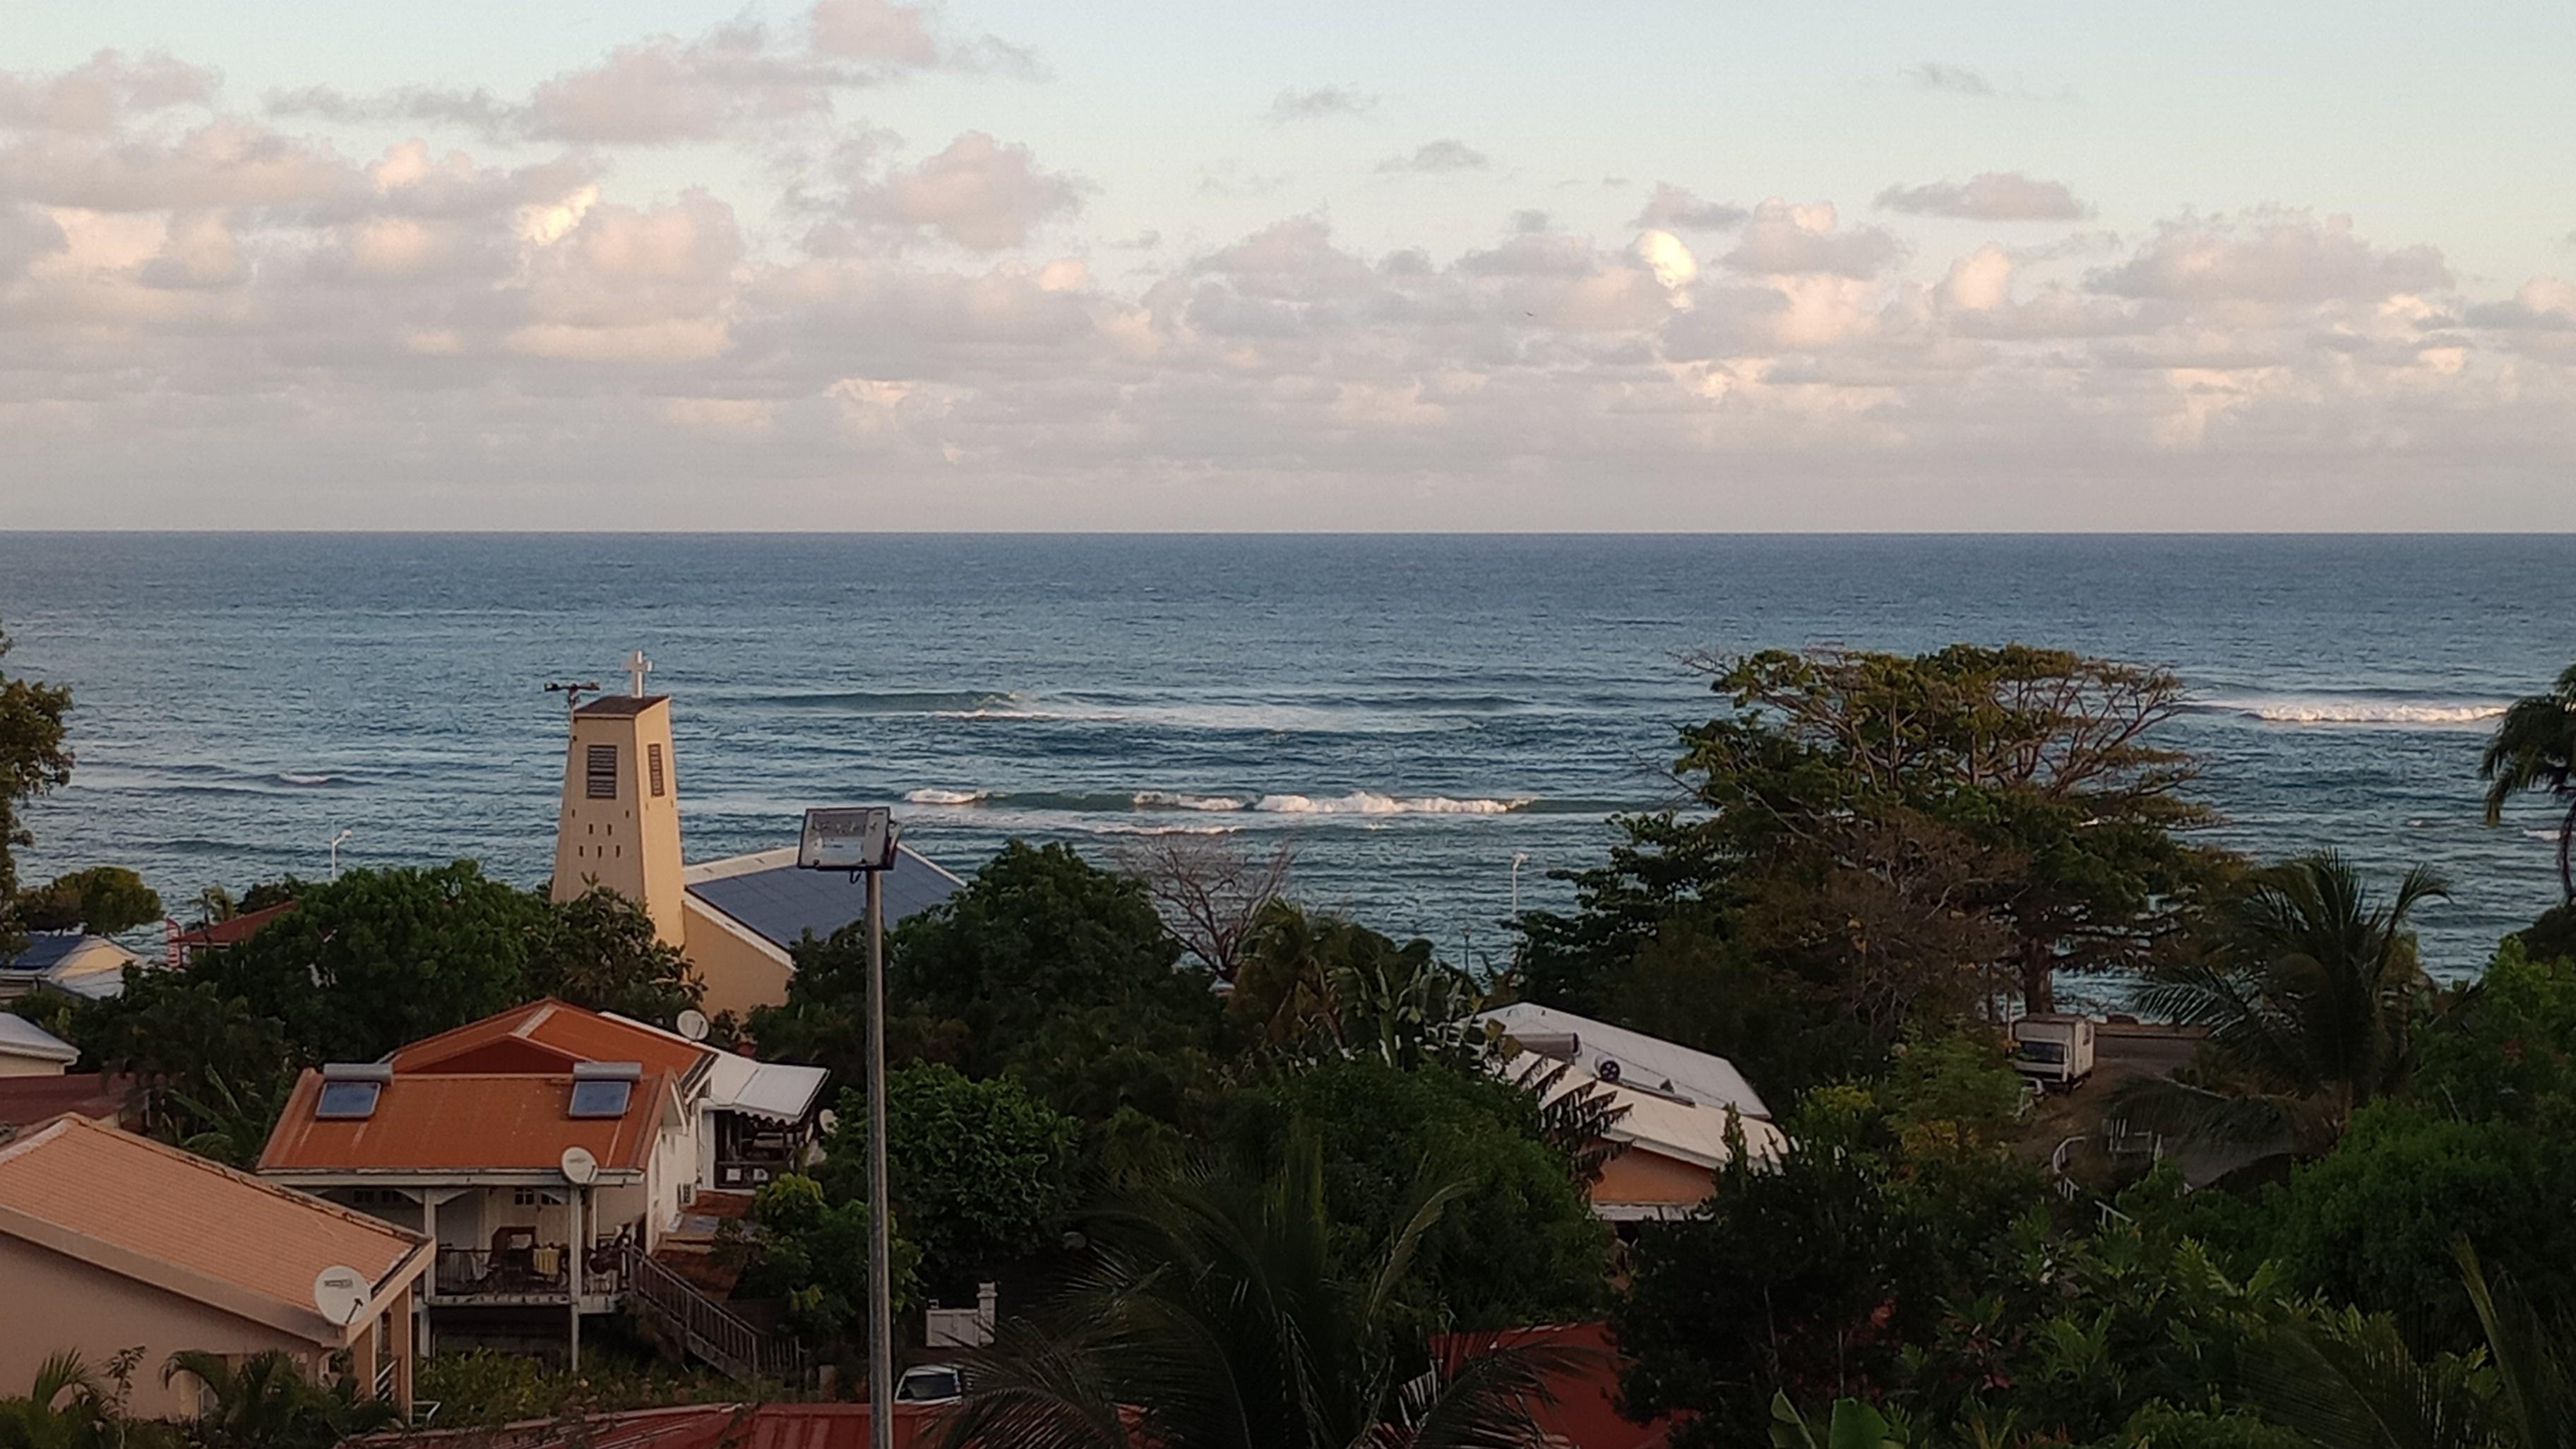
[1,533,2567,987]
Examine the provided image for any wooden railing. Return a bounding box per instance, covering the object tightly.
[619,1242,808,1386]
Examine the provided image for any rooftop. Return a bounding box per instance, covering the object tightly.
[0,1114,427,1343]
[684,845,962,953]
[1474,1001,1774,1121]
[259,1068,674,1176]
[0,1013,79,1068]
[390,999,711,1084]
[574,695,669,717]
[168,901,298,952]
[0,1073,131,1131]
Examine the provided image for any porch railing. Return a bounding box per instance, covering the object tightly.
[619,1242,808,1385]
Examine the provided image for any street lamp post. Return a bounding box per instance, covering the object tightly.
[797,806,901,1448]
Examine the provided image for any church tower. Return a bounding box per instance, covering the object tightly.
[549,654,686,947]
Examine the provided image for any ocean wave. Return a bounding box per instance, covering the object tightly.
[2196,696,2505,727]
[277,772,343,786]
[901,787,1543,817]
[1252,792,1531,816]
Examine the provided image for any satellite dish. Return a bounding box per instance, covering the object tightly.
[312,1265,368,1328]
[675,1009,710,1043]
[1597,1058,1623,1085]
[560,1145,600,1186]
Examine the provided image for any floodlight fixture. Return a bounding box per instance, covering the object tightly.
[798,806,900,875]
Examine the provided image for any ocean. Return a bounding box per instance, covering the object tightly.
[0,533,2567,986]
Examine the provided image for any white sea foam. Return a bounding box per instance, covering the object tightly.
[905,787,989,805]
[1252,792,1531,816]
[1133,791,1248,811]
[277,773,340,785]
[2204,696,2505,726]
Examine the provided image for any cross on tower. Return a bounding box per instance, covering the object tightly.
[624,650,653,697]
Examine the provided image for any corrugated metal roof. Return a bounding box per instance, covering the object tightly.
[0,1073,131,1129]
[0,1115,425,1332]
[390,1000,710,1082]
[1474,1001,1774,1120]
[683,846,960,953]
[258,1069,672,1174]
[0,1013,79,1066]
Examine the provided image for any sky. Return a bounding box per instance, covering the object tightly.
[4,0,2573,530]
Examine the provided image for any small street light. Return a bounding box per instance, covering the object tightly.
[329,829,352,880]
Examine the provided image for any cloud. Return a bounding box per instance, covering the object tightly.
[261,1,1038,148]
[1268,85,1375,122]
[1904,62,1995,97]
[2090,210,2450,305]
[0,49,217,133]
[1631,182,1748,232]
[1377,139,1487,174]
[1876,172,2088,221]
[1720,199,1904,278]
[816,131,1085,250]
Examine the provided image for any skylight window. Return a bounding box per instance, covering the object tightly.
[568,1080,633,1118]
[316,1080,382,1119]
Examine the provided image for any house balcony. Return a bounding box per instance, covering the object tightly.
[429,1243,627,1308]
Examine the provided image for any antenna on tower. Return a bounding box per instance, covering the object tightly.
[544,679,602,718]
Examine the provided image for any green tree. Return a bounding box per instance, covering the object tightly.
[819,1063,1082,1298]
[2483,663,2576,904]
[2129,853,2446,1152]
[1217,1055,1611,1331]
[65,976,295,1153]
[0,624,75,958]
[186,862,538,1062]
[1522,645,2226,1073]
[17,868,163,938]
[162,1350,392,1449]
[526,885,703,1026]
[732,1174,919,1354]
[1232,902,1486,1071]
[752,842,1227,1131]
[933,1138,1580,1449]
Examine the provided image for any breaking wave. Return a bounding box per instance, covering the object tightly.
[2196,696,2505,727]
[904,787,1544,816]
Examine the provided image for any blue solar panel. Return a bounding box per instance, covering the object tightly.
[0,936,87,974]
[686,847,961,950]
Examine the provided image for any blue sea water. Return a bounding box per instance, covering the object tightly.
[0,533,2567,984]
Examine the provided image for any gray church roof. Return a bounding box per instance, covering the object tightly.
[684,845,962,953]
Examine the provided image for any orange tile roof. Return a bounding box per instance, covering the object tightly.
[0,1114,427,1343]
[390,999,710,1083]
[258,1069,672,1175]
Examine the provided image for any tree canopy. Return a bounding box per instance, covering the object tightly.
[0,623,74,957]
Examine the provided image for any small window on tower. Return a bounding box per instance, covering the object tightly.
[586,744,617,799]
[648,744,666,798]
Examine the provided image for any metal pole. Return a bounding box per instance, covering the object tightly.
[866,866,893,1448]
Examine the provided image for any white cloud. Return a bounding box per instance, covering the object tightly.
[1876,172,2088,221]
[1720,199,1904,278]
[810,131,1085,250]
[1377,140,1488,174]
[2092,210,2449,306]
[1903,62,1994,97]
[1268,85,1375,122]
[1632,183,1748,232]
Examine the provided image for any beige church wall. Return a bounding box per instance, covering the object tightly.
[0,1056,68,1078]
[681,898,794,1019]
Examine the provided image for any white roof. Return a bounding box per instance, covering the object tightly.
[1499,1048,1789,1174]
[0,1013,80,1066]
[605,1013,830,1124]
[1472,1001,1774,1121]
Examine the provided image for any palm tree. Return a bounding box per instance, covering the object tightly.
[2243,1242,2576,1449]
[2127,852,2447,1151]
[162,1350,393,1449]
[933,1139,1579,1449]
[0,1352,137,1449]
[2483,664,2576,905]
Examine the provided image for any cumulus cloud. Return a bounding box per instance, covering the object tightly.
[1720,200,1904,278]
[814,131,1085,250]
[263,0,1038,147]
[0,50,217,133]
[1631,182,1748,232]
[2091,210,2450,305]
[1268,85,1375,122]
[1876,172,2087,221]
[1377,140,1488,174]
[5,44,2573,530]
